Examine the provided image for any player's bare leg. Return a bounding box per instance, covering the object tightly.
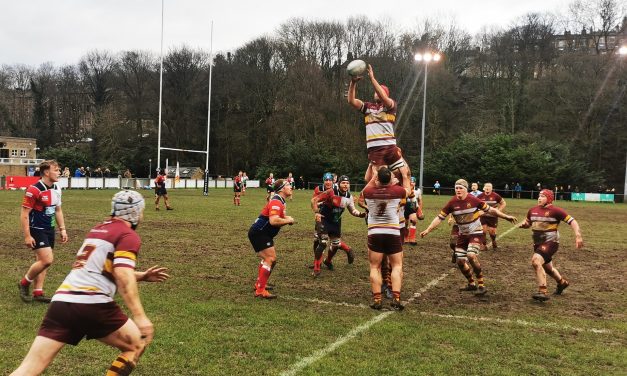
[255,247,277,298]
[21,248,53,302]
[154,195,160,210]
[543,261,569,295]
[368,249,384,309]
[364,163,375,185]
[456,256,476,291]
[531,254,550,301]
[99,319,146,375]
[163,194,172,210]
[389,252,404,310]
[11,336,65,376]
[467,251,486,295]
[381,256,393,299]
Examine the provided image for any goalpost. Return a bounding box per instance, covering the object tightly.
[156,0,213,196]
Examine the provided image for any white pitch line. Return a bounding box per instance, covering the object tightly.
[280,272,449,376]
[418,312,611,334]
[279,311,394,376]
[496,223,521,241]
[281,295,368,309]
[280,224,525,375]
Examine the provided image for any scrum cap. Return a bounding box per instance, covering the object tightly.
[540,189,554,205]
[323,172,333,181]
[111,190,145,225]
[338,175,350,183]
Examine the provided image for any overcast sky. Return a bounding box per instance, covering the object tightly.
[1,0,569,66]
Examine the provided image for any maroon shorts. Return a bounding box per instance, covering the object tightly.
[456,233,485,251]
[367,145,404,169]
[368,234,402,254]
[534,241,559,264]
[480,216,498,228]
[38,301,128,346]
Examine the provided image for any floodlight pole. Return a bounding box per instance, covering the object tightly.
[624,151,627,203]
[157,0,165,172]
[419,62,428,194]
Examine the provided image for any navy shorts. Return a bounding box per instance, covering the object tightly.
[155,187,167,196]
[38,301,128,346]
[248,229,274,252]
[31,228,55,250]
[317,220,341,238]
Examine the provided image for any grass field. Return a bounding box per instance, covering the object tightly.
[1,188,625,375]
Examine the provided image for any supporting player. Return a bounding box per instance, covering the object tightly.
[421,179,517,296]
[361,166,410,310]
[249,180,295,299]
[347,64,412,193]
[404,176,424,245]
[311,175,365,275]
[11,190,169,376]
[154,169,173,210]
[18,160,68,303]
[233,171,243,206]
[477,183,506,250]
[519,189,584,301]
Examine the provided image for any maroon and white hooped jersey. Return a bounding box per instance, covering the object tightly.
[477,191,503,217]
[360,101,397,149]
[438,195,490,235]
[52,219,141,304]
[526,204,574,244]
[362,184,406,235]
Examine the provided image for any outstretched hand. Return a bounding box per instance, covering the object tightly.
[506,215,518,224]
[142,265,170,282]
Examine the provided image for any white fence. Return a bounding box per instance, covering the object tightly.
[53,177,260,189]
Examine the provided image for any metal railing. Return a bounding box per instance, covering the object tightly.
[0,158,44,165]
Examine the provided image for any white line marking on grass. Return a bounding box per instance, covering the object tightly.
[280,225,524,375]
[279,311,394,376]
[496,224,520,241]
[418,312,611,334]
[281,295,368,309]
[280,272,449,376]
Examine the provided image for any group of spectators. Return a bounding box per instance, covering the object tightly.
[71,166,115,178]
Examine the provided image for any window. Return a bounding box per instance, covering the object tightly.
[11,149,18,157]
[20,149,27,157]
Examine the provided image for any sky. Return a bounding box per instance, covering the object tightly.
[0,0,569,66]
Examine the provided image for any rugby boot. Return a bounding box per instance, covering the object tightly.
[369,300,383,310]
[459,284,477,292]
[492,239,498,251]
[474,286,488,296]
[18,282,32,302]
[312,269,321,277]
[390,298,405,311]
[346,248,355,264]
[33,294,52,303]
[252,283,274,291]
[532,291,550,301]
[155,207,160,211]
[554,279,570,295]
[255,290,277,299]
[382,283,393,299]
[323,260,334,271]
[166,207,174,211]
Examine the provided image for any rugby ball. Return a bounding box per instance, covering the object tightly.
[347,59,367,76]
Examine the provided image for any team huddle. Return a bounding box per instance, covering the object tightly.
[10,63,584,375]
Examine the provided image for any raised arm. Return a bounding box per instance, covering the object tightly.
[420,216,443,238]
[347,77,364,110]
[367,65,394,109]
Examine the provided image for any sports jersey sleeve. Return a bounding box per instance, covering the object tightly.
[438,201,452,220]
[22,186,39,209]
[554,207,574,224]
[113,232,141,269]
[267,199,285,218]
[495,193,503,203]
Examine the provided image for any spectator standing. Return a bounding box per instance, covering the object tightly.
[433,180,441,195]
[515,183,522,199]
